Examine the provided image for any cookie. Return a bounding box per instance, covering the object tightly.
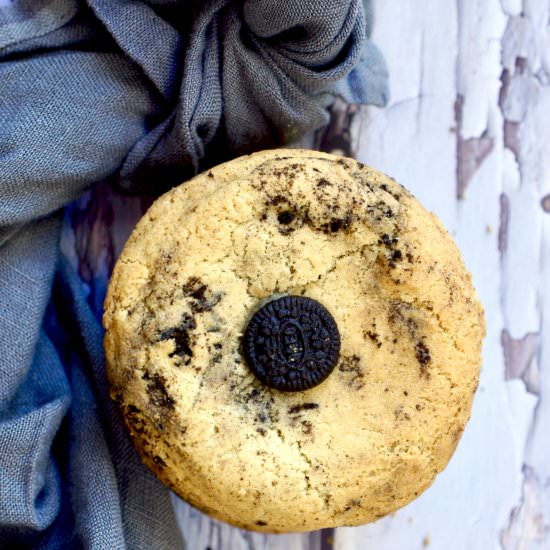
[103,149,485,533]
[243,295,341,392]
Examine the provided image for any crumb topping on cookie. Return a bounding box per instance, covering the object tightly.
[103,149,485,533]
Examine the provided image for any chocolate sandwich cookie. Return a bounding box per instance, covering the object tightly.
[243,295,340,392]
[103,149,485,533]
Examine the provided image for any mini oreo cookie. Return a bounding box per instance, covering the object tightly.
[243,296,340,392]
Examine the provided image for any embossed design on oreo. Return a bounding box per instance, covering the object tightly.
[243,296,340,392]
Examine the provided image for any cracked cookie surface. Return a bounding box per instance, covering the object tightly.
[103,149,485,533]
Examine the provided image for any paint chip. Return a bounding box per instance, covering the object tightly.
[457,130,494,199]
[498,194,510,254]
[501,329,539,394]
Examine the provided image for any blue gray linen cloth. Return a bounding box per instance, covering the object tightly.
[0,0,388,547]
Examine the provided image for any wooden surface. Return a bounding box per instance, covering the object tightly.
[63,1,550,548]
[346,2,550,549]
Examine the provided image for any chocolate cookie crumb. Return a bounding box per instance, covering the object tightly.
[288,403,320,414]
[142,371,175,410]
[160,314,196,360]
[278,211,295,225]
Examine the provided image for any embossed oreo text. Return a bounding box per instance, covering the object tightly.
[243,296,340,392]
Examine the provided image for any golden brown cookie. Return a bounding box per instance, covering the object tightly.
[103,149,484,533]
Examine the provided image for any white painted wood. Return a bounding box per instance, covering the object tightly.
[172,497,324,550]
[337,1,550,549]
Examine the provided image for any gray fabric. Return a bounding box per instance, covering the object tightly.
[0,0,77,47]
[0,0,388,547]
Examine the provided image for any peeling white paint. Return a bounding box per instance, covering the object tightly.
[172,500,326,550]
[500,0,523,17]
[501,466,550,550]
[342,1,550,549]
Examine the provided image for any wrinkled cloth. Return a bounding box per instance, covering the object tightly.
[0,0,388,547]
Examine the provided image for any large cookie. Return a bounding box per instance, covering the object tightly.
[103,149,484,533]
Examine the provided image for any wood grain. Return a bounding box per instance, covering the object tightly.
[341,1,550,549]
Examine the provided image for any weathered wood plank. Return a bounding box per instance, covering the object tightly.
[172,498,330,550]
[335,1,550,549]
